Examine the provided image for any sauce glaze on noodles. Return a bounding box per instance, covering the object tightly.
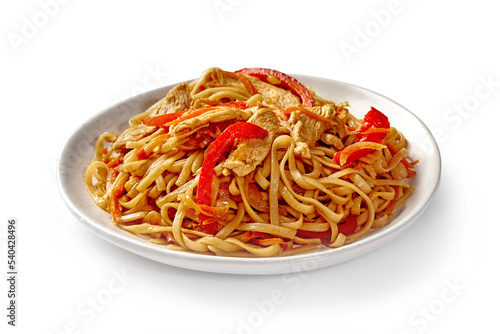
[85,67,417,257]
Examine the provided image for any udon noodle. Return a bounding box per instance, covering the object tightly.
[85,67,418,257]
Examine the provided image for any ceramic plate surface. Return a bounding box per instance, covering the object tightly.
[57,74,441,275]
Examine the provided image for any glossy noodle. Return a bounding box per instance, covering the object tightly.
[85,67,418,257]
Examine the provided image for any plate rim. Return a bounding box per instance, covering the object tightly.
[57,74,441,275]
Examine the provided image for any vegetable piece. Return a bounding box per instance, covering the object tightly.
[240,231,288,249]
[142,112,184,128]
[197,122,269,234]
[106,155,124,168]
[357,127,390,143]
[337,215,357,235]
[356,107,390,142]
[296,215,358,242]
[356,107,390,135]
[295,229,331,242]
[334,141,386,165]
[236,67,315,107]
[334,107,390,165]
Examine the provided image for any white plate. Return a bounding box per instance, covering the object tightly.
[57,74,441,275]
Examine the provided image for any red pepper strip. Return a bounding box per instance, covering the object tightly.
[296,215,358,243]
[236,68,315,107]
[296,229,331,243]
[197,122,269,234]
[356,107,390,142]
[358,127,390,143]
[334,107,390,165]
[240,231,259,242]
[283,106,336,125]
[356,107,390,134]
[334,141,386,165]
[337,215,358,235]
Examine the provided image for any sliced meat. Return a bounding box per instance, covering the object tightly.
[246,75,301,109]
[112,123,157,149]
[149,82,192,117]
[289,104,337,159]
[169,107,253,137]
[320,133,344,150]
[223,108,280,177]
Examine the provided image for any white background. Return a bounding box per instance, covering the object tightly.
[1,0,499,333]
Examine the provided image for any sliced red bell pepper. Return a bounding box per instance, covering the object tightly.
[334,107,390,165]
[296,229,331,242]
[357,127,390,143]
[236,67,315,107]
[334,141,386,165]
[356,107,390,134]
[337,214,357,235]
[296,215,358,243]
[356,107,390,142]
[197,122,268,234]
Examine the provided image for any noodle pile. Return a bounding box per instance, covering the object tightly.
[85,67,417,257]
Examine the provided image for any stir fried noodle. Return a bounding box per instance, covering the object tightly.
[85,67,418,257]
